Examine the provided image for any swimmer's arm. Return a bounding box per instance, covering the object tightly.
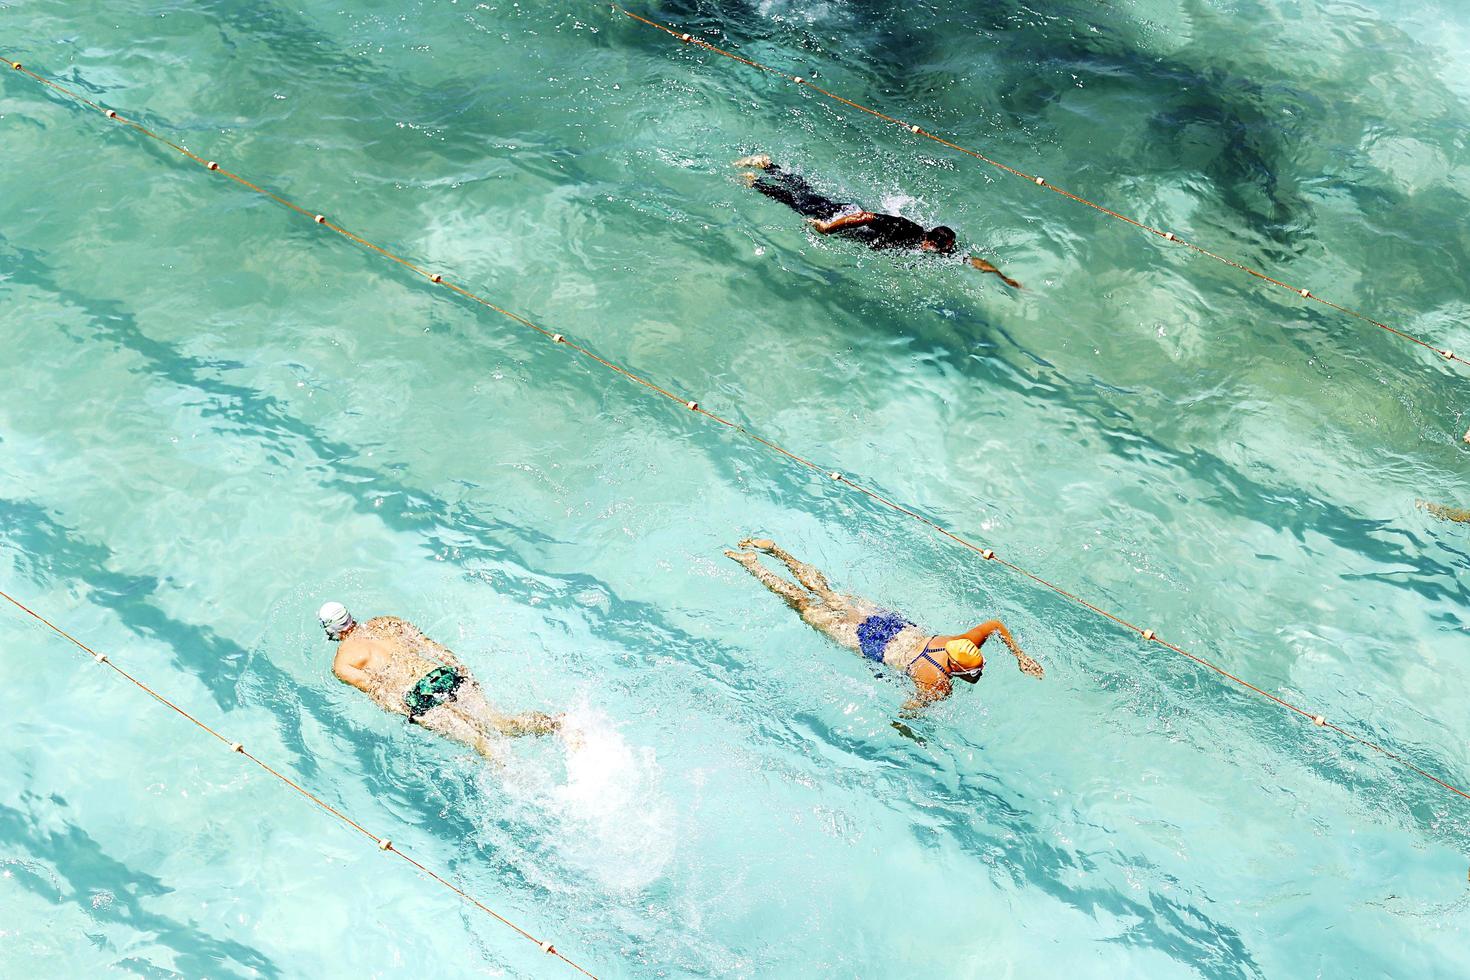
[963,620,1005,648]
[812,211,874,234]
[968,256,1023,289]
[899,679,951,717]
[331,649,371,689]
[969,620,1044,679]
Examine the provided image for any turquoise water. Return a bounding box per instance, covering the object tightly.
[3,0,1470,975]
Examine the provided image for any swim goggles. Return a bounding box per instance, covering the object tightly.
[949,663,984,681]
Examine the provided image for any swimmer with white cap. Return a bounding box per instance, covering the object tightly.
[319,602,560,759]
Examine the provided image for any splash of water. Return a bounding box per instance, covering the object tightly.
[485,700,675,893]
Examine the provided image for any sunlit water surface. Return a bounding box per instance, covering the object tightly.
[2,0,1469,976]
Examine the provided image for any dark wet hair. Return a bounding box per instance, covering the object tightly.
[925,225,957,253]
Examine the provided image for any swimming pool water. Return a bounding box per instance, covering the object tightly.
[2,0,1469,976]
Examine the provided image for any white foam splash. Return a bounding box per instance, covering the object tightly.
[491,700,674,893]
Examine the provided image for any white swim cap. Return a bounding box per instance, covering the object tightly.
[318,601,355,640]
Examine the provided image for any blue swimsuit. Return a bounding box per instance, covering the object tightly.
[858,613,962,679]
[856,612,915,663]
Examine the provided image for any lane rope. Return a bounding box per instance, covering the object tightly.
[610,7,1468,372]
[2,59,1466,810]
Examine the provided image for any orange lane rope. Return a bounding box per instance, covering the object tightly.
[610,7,1468,372]
[2,60,1466,810]
[0,588,597,978]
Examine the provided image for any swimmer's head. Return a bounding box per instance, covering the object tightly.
[923,226,957,254]
[318,601,356,641]
[945,637,984,684]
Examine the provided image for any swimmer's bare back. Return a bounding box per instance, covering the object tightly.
[321,606,559,760]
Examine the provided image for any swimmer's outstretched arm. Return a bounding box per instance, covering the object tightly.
[812,211,875,234]
[899,688,946,717]
[966,620,1044,678]
[968,256,1023,289]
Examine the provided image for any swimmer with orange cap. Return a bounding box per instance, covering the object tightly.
[725,538,1042,713]
[319,603,560,759]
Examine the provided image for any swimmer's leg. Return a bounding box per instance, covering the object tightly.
[739,538,838,603]
[451,679,559,738]
[798,601,844,636]
[743,165,848,220]
[725,548,811,612]
[413,704,504,763]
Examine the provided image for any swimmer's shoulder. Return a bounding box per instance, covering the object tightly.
[332,634,372,680]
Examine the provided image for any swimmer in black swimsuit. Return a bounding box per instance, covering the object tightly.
[736,155,1022,288]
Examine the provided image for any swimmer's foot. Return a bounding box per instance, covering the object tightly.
[556,718,587,751]
[733,153,771,170]
[891,720,927,745]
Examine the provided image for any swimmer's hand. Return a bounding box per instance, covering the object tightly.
[737,537,777,552]
[1001,633,1044,679]
[1016,652,1044,679]
[969,256,1023,289]
[891,719,927,744]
